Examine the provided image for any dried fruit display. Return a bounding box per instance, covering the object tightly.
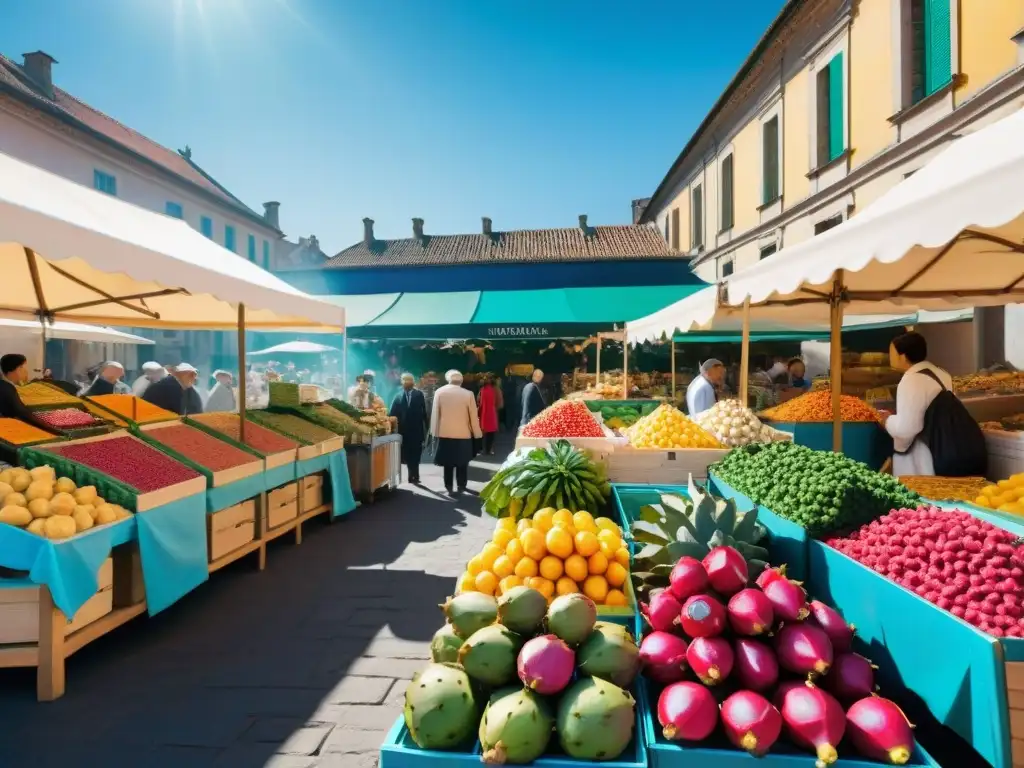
[191,412,299,455]
[522,400,605,438]
[826,506,1024,638]
[48,436,202,492]
[143,424,260,472]
[17,381,82,408]
[86,394,178,424]
[900,475,990,504]
[246,410,338,444]
[0,418,58,446]
[83,400,128,427]
[759,391,881,423]
[34,408,103,430]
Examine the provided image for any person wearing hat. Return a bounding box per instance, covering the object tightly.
[131,361,167,398]
[142,362,204,415]
[81,361,125,398]
[430,370,482,495]
[389,372,428,484]
[205,370,236,413]
[686,358,724,417]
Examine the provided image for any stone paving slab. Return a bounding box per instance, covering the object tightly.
[0,435,508,767]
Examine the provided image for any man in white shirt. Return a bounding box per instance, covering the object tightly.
[686,358,725,417]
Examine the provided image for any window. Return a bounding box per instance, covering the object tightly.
[814,215,843,235]
[165,201,183,219]
[720,155,734,231]
[816,53,845,167]
[263,240,271,269]
[691,185,703,250]
[225,225,236,253]
[722,260,734,278]
[762,116,780,204]
[247,234,257,263]
[760,243,777,260]
[93,170,116,196]
[670,209,680,250]
[200,216,213,239]
[908,0,951,104]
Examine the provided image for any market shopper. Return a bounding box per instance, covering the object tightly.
[0,354,57,431]
[205,370,236,413]
[348,372,374,410]
[430,369,483,495]
[477,374,499,454]
[390,372,428,484]
[131,361,167,397]
[520,368,547,428]
[142,362,204,416]
[81,361,125,397]
[686,358,724,417]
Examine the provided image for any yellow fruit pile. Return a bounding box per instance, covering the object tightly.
[458,508,630,607]
[974,474,1024,515]
[627,404,724,449]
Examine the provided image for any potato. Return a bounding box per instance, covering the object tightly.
[94,504,117,525]
[54,477,77,495]
[75,504,96,520]
[73,486,98,505]
[72,509,94,533]
[25,480,54,502]
[9,471,30,492]
[26,518,45,536]
[28,498,52,519]
[114,506,132,520]
[0,469,13,485]
[29,465,55,482]
[0,481,12,503]
[43,515,76,540]
[0,505,32,527]
[5,492,26,508]
[49,492,76,516]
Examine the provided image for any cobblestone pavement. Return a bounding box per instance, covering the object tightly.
[0,436,513,768]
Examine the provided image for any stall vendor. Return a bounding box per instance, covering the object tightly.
[777,357,812,404]
[0,354,56,431]
[686,358,724,417]
[142,362,204,416]
[81,361,125,397]
[348,372,374,410]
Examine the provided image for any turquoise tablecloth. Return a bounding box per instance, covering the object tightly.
[296,454,330,476]
[328,449,357,518]
[206,473,265,513]
[135,492,209,615]
[263,461,296,491]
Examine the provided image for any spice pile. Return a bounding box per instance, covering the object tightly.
[87,394,178,424]
[0,418,57,446]
[143,424,259,472]
[759,391,880,423]
[826,506,1024,638]
[522,400,605,438]
[247,410,338,445]
[48,435,201,493]
[626,404,723,449]
[35,408,103,430]
[900,476,990,505]
[268,381,301,408]
[18,382,82,408]
[191,413,299,456]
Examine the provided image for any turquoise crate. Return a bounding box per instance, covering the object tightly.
[760,421,891,470]
[807,538,1024,768]
[638,677,940,768]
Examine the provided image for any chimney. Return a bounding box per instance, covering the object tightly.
[482,217,493,236]
[578,214,589,232]
[363,218,375,245]
[631,197,651,225]
[308,235,319,252]
[412,218,424,240]
[22,51,57,98]
[263,201,280,229]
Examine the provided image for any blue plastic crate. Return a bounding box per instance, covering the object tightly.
[639,677,940,768]
[760,421,892,471]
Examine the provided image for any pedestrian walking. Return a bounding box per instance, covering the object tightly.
[390,372,428,484]
[477,373,499,454]
[430,369,482,495]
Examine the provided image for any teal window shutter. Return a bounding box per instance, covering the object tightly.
[93,170,116,195]
[225,225,236,252]
[247,234,256,262]
[263,240,271,269]
[200,216,213,238]
[828,53,844,161]
[924,0,952,95]
[165,201,183,219]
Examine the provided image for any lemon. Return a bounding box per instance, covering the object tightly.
[466,555,485,576]
[552,509,574,528]
[520,529,547,561]
[574,530,599,557]
[492,528,515,549]
[527,576,555,599]
[605,561,627,588]
[480,542,503,570]
[515,556,539,579]
[598,528,622,551]
[974,496,991,508]
[539,555,564,581]
[564,553,588,582]
[572,511,597,533]
[475,571,498,595]
[604,588,628,607]
[498,575,523,595]
[556,576,579,596]
[588,551,609,575]
[599,539,619,558]
[614,547,630,567]
[595,517,619,533]
[492,555,515,579]
[505,538,525,563]
[532,508,554,532]
[583,575,609,603]
[457,572,477,593]
[495,517,517,533]
[545,527,574,559]
[517,519,533,535]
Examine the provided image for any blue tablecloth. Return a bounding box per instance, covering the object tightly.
[206,473,265,513]
[0,516,136,618]
[263,462,296,491]
[135,492,209,615]
[328,449,357,518]
[296,453,330,477]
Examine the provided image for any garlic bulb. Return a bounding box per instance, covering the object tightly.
[695,398,786,447]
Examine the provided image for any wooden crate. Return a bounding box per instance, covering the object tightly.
[139,421,264,486]
[297,443,319,461]
[113,543,145,607]
[208,500,256,562]
[605,447,729,485]
[0,558,114,644]
[1007,661,1024,767]
[301,473,325,513]
[266,482,299,529]
[320,435,344,456]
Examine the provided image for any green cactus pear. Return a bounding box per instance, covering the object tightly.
[440,592,498,639]
[577,624,640,688]
[430,623,464,664]
[497,586,547,635]
[478,686,554,765]
[546,593,597,645]
[556,677,636,761]
[404,662,479,750]
[458,625,523,687]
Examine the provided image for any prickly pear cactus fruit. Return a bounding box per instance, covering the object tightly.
[458,625,523,687]
[430,624,465,664]
[556,677,636,761]
[497,586,548,636]
[479,686,554,765]
[576,624,640,688]
[546,593,598,646]
[441,592,498,639]
[403,662,479,750]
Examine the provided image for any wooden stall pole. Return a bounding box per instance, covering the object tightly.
[238,303,247,444]
[342,332,348,395]
[739,298,751,406]
[670,340,676,400]
[595,336,601,384]
[622,337,629,399]
[37,587,65,701]
[829,271,845,453]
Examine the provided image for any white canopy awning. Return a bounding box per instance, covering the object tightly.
[249,340,339,356]
[0,318,154,345]
[725,107,1024,312]
[0,152,344,332]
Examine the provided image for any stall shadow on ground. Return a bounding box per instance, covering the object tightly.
[0,453,499,768]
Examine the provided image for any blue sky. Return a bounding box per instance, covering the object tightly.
[1,0,785,254]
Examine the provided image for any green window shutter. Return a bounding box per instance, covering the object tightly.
[828,53,844,161]
[762,117,779,204]
[925,0,952,95]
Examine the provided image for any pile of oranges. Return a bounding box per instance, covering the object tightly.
[458,508,630,607]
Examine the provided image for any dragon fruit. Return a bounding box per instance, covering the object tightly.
[517,634,575,695]
[576,623,640,688]
[776,622,834,676]
[702,545,749,595]
[546,593,597,645]
[679,594,727,638]
[429,624,464,664]
[778,681,846,766]
[458,625,523,687]
[643,590,682,632]
[686,636,734,685]
[440,592,498,639]
[479,686,554,765]
[668,556,709,602]
[404,662,479,750]
[808,600,855,653]
[845,696,916,765]
[721,690,783,756]
[756,565,787,590]
[734,638,779,692]
[556,677,636,760]
[657,681,718,742]
[825,653,876,701]
[762,578,809,622]
[497,586,548,635]
[638,631,689,684]
[727,588,775,636]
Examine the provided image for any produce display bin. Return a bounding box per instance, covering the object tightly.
[300,473,326,513]
[265,482,300,530]
[207,499,257,565]
[514,435,624,456]
[807,539,1024,768]
[984,429,1024,482]
[347,434,402,503]
[758,421,891,470]
[605,448,728,485]
[185,415,297,469]
[637,677,939,768]
[137,421,264,487]
[583,399,662,414]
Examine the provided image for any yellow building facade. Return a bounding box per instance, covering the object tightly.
[642,0,1024,283]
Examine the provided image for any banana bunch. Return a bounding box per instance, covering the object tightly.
[481,439,612,519]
